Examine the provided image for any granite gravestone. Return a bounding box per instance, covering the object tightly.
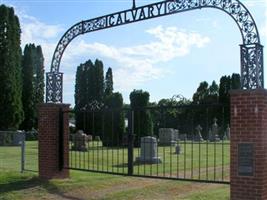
[179,134,187,141]
[175,145,181,154]
[72,130,89,151]
[209,118,220,142]
[136,136,161,164]
[194,125,204,141]
[159,128,176,146]
[174,129,179,141]
[12,131,25,146]
[226,124,230,140]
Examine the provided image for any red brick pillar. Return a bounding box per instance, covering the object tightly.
[38,103,70,179]
[230,89,267,200]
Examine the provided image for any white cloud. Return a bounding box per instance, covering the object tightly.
[15,6,210,98]
[14,7,64,70]
[261,8,267,38]
[244,0,266,7]
[61,26,210,91]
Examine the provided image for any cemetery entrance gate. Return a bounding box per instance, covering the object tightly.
[41,0,264,187]
[67,103,230,184]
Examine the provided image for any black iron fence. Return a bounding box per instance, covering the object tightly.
[67,104,230,184]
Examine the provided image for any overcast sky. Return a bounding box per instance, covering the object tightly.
[1,0,267,106]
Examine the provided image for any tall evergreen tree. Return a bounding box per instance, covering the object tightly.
[130,90,153,145]
[34,45,44,105]
[231,73,241,90]
[0,5,23,130]
[104,67,113,97]
[75,59,105,135]
[207,81,219,103]
[75,63,88,130]
[104,92,125,146]
[94,59,104,103]
[219,75,231,106]
[20,44,45,130]
[21,44,35,130]
[192,81,209,104]
[218,73,240,127]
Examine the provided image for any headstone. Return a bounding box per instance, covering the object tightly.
[136,136,161,164]
[209,118,220,142]
[94,136,101,141]
[87,135,93,141]
[159,128,176,146]
[12,131,25,146]
[175,145,181,154]
[226,124,230,140]
[179,134,187,141]
[0,133,5,145]
[194,125,204,141]
[174,129,179,141]
[72,130,88,151]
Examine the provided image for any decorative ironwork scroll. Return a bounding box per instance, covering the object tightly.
[46,72,63,103]
[46,0,264,103]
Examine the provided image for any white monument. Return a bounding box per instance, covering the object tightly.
[159,128,177,146]
[136,136,161,164]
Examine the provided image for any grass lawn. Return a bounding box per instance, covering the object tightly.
[0,141,230,200]
[70,140,230,182]
[0,170,230,200]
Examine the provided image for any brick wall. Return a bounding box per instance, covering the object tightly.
[230,89,267,200]
[38,103,70,179]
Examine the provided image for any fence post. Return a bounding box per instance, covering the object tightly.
[128,110,134,176]
[38,103,70,179]
[230,89,267,200]
[20,131,25,173]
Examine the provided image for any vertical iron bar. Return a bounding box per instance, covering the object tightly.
[111,111,114,172]
[150,113,152,177]
[163,109,166,177]
[128,110,134,176]
[102,112,104,172]
[191,113,194,179]
[214,145,217,181]
[122,110,125,174]
[116,110,120,174]
[70,134,72,168]
[92,112,95,170]
[222,106,225,181]
[143,110,147,176]
[20,131,25,173]
[97,111,99,171]
[137,111,140,175]
[206,108,209,180]
[170,128,172,178]
[177,129,180,178]
[199,130,201,180]
[184,136,186,179]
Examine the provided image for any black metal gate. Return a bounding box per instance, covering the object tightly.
[67,104,230,184]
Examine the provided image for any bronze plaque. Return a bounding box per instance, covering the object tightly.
[238,143,254,176]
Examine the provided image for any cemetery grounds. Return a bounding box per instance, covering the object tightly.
[0,141,230,200]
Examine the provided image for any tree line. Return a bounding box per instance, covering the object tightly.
[0,5,44,131]
[74,55,240,145]
[129,74,240,141]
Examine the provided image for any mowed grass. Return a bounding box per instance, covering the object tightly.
[70,140,230,182]
[0,141,38,172]
[0,141,230,200]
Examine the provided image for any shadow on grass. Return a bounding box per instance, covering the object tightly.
[0,175,83,200]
